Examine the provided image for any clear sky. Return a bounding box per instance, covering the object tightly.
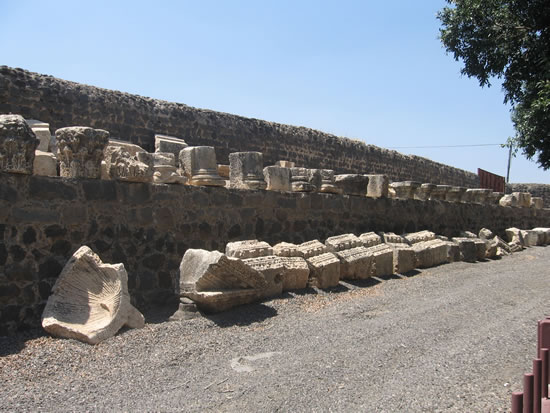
[1,0,548,183]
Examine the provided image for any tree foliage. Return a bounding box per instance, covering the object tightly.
[438,0,550,169]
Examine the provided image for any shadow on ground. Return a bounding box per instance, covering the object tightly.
[204,303,278,328]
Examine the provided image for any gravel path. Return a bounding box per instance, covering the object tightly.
[2,246,550,412]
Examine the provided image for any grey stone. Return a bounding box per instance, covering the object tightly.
[226,240,273,259]
[179,146,225,187]
[276,160,295,168]
[325,233,362,252]
[104,146,153,182]
[263,166,291,192]
[452,237,477,262]
[217,164,230,179]
[306,252,341,288]
[415,183,436,201]
[514,192,532,208]
[319,169,342,194]
[153,165,187,184]
[242,256,284,299]
[290,167,315,192]
[532,228,550,245]
[154,134,188,158]
[429,185,451,201]
[467,188,492,204]
[0,114,39,174]
[336,246,374,280]
[390,181,421,200]
[277,257,310,290]
[33,150,57,176]
[359,232,382,248]
[366,174,389,198]
[392,245,416,274]
[446,187,466,202]
[334,174,369,196]
[229,152,267,190]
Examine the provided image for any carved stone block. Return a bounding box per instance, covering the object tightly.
[336,246,374,280]
[446,187,466,202]
[505,227,525,247]
[325,233,362,252]
[179,146,225,187]
[478,228,495,240]
[499,194,519,207]
[0,114,39,174]
[108,138,146,156]
[451,237,477,262]
[104,146,153,182]
[466,188,492,204]
[55,126,109,179]
[514,192,532,208]
[531,197,544,209]
[429,185,451,201]
[226,240,273,259]
[334,174,369,196]
[392,245,416,274]
[26,119,51,152]
[263,166,291,192]
[153,165,187,184]
[297,240,328,258]
[153,152,176,167]
[242,256,284,299]
[521,230,539,247]
[229,152,267,190]
[366,244,394,276]
[532,228,550,245]
[306,252,341,288]
[154,134,188,158]
[412,240,448,268]
[366,174,389,198]
[277,257,310,290]
[359,232,382,248]
[404,230,436,245]
[415,183,436,201]
[473,239,487,260]
[273,242,303,257]
[390,181,421,200]
[319,169,342,194]
[33,150,57,176]
[380,232,408,245]
[245,256,310,291]
[276,160,295,168]
[290,167,315,192]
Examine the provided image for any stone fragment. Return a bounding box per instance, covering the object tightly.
[154,134,188,158]
[404,230,436,245]
[273,242,303,257]
[446,187,466,202]
[152,152,186,184]
[242,256,284,299]
[478,228,495,240]
[366,244,394,276]
[153,152,176,167]
[307,169,322,191]
[277,256,310,290]
[33,150,57,176]
[484,238,498,259]
[359,232,383,248]
[335,246,374,280]
[179,249,268,313]
[514,192,532,208]
[521,230,539,247]
[392,245,416,274]
[334,174,369,196]
[366,174,389,198]
[297,240,328,258]
[325,233,363,252]
[26,119,51,152]
[499,194,519,207]
[55,126,109,179]
[466,188,491,204]
[460,231,478,239]
[390,181,421,200]
[226,240,272,259]
[229,152,267,190]
[319,169,342,194]
[306,252,341,288]
[217,164,230,179]
[411,240,448,268]
[108,138,146,156]
[276,160,295,168]
[531,197,544,209]
[429,185,451,201]
[494,236,513,256]
[532,228,550,245]
[451,237,477,262]
[0,114,39,174]
[473,239,488,260]
[380,232,408,245]
[104,146,153,182]
[415,183,436,201]
[505,228,525,249]
[440,240,461,263]
[263,166,291,192]
[179,146,225,187]
[290,167,315,192]
[41,246,144,344]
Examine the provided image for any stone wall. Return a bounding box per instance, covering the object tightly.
[0,66,480,187]
[507,183,550,208]
[2,172,549,335]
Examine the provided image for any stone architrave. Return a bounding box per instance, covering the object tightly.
[446,187,467,202]
[179,146,225,187]
[276,160,295,168]
[319,169,342,194]
[297,240,328,258]
[229,152,267,190]
[242,256,284,299]
[108,138,146,157]
[273,242,303,257]
[467,188,492,204]
[334,174,370,196]
[179,249,268,313]
[263,166,291,192]
[41,246,144,345]
[104,146,153,182]
[278,257,310,290]
[336,246,374,280]
[306,252,341,288]
[392,245,416,274]
[366,244,394,276]
[532,228,550,245]
[366,175,389,198]
[415,183,436,201]
[26,119,51,152]
[380,232,408,245]
[359,232,383,248]
[0,114,39,174]
[411,240,448,268]
[429,185,451,201]
[290,167,315,192]
[499,194,519,207]
[451,237,477,262]
[325,233,363,252]
[226,240,273,259]
[390,181,421,200]
[55,126,109,179]
[404,230,436,245]
[33,150,57,176]
[531,197,544,209]
[154,134,188,158]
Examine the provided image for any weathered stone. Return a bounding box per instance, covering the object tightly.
[108,138,146,157]
[478,228,495,240]
[297,240,328,258]
[263,166,291,192]
[380,232,408,245]
[440,240,461,263]
[179,146,225,187]
[531,197,544,209]
[277,257,310,290]
[229,152,267,190]
[473,239,487,260]
[272,242,303,257]
[306,252,341,288]
[319,169,342,194]
[153,165,187,184]
[217,164,230,179]
[532,228,550,245]
[429,185,451,201]
[466,188,491,204]
[514,192,532,208]
[154,134,188,158]
[290,167,315,192]
[494,236,513,255]
[505,227,525,248]
[104,146,153,182]
[366,244,394,276]
[390,181,421,200]
[325,233,362,252]
[391,245,416,273]
[460,231,478,239]
[0,114,39,174]
[153,152,176,167]
[488,192,504,205]
[500,194,519,207]
[242,256,284,299]
[41,246,144,344]
[55,127,109,179]
[411,240,448,268]
[307,169,322,192]
[26,119,51,152]
[415,183,436,201]
[33,150,57,176]
[334,174,369,196]
[485,238,498,259]
[359,232,382,248]
[452,237,477,262]
[179,249,267,313]
[446,186,466,202]
[226,240,272,259]
[336,246,374,280]
[366,174,389,198]
[404,230,435,245]
[276,160,295,168]
[521,230,539,247]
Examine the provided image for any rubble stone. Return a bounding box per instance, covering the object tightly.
[473,239,488,260]
[515,192,532,208]
[336,246,374,280]
[276,160,295,168]
[306,252,341,288]
[226,240,272,259]
[467,188,492,204]
[263,166,291,192]
[229,152,267,190]
[217,164,230,179]
[0,114,39,174]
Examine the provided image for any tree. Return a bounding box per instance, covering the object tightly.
[438,0,550,169]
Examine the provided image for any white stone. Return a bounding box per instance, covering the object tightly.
[336,246,374,280]
[366,244,394,276]
[404,230,436,245]
[226,240,273,259]
[359,232,382,248]
[263,166,292,191]
[392,245,416,274]
[325,233,362,252]
[229,152,267,190]
[412,240,448,268]
[179,146,225,187]
[297,240,328,259]
[306,252,341,288]
[242,256,284,299]
[33,150,57,176]
[108,138,146,156]
[272,242,303,257]
[154,134,188,158]
[26,119,51,152]
[0,114,39,174]
[366,175,389,198]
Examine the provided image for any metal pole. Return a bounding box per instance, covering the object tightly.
[513,392,524,413]
[506,143,513,184]
[526,373,535,413]
[542,349,549,399]
[535,359,542,413]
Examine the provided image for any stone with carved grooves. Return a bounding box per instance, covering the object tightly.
[366,244,394,276]
[325,233,362,252]
[290,167,315,192]
[226,240,272,259]
[104,146,153,182]
[0,114,39,174]
[411,240,448,268]
[154,134,188,158]
[242,256,284,298]
[336,246,374,280]
[263,166,291,192]
[179,146,225,187]
[229,151,267,190]
[380,232,408,245]
[392,245,416,274]
[404,230,436,245]
[108,138,146,157]
[334,174,369,196]
[359,232,383,248]
[488,192,504,205]
[390,181,421,200]
[306,252,341,288]
[366,174,389,198]
[277,257,310,290]
[415,183,436,201]
[319,169,342,194]
[273,242,303,257]
[297,240,328,258]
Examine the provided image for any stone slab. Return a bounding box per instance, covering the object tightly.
[306,252,341,289]
[336,246,374,280]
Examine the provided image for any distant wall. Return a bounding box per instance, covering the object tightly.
[507,183,550,207]
[2,172,549,335]
[0,66,480,187]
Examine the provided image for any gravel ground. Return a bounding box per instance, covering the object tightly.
[2,246,550,412]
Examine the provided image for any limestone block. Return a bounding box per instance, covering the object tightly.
[306,169,322,191]
[531,197,544,209]
[416,183,436,201]
[452,237,477,262]
[485,238,498,259]
[466,188,492,204]
[366,174,389,198]
[446,187,466,202]
[218,164,230,179]
[514,192,532,208]
[390,181,421,200]
[306,252,341,288]
[108,138,146,157]
[229,152,267,190]
[380,232,408,245]
[263,166,291,192]
[532,228,550,245]
[179,146,225,187]
[297,240,328,258]
[277,257,310,290]
[104,146,153,182]
[392,245,416,274]
[273,242,303,257]
[153,165,187,184]
[154,134,188,158]
[325,233,362,252]
[41,246,144,344]
[153,152,176,167]
[521,230,539,247]
[33,150,57,176]
[319,169,342,194]
[26,119,51,152]
[336,246,374,280]
[179,249,268,313]
[412,240,448,268]
[505,228,525,248]
[55,126,109,179]
[478,228,495,240]
[359,232,382,248]
[290,167,315,192]
[473,239,487,260]
[366,244,394,276]
[276,160,295,168]
[226,240,273,259]
[499,194,519,207]
[404,230,436,245]
[242,256,284,299]
[460,231,478,239]
[334,174,369,196]
[429,185,451,201]
[0,114,39,174]
[440,240,461,263]
[100,161,109,180]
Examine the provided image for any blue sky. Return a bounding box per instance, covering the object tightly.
[1,0,548,183]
